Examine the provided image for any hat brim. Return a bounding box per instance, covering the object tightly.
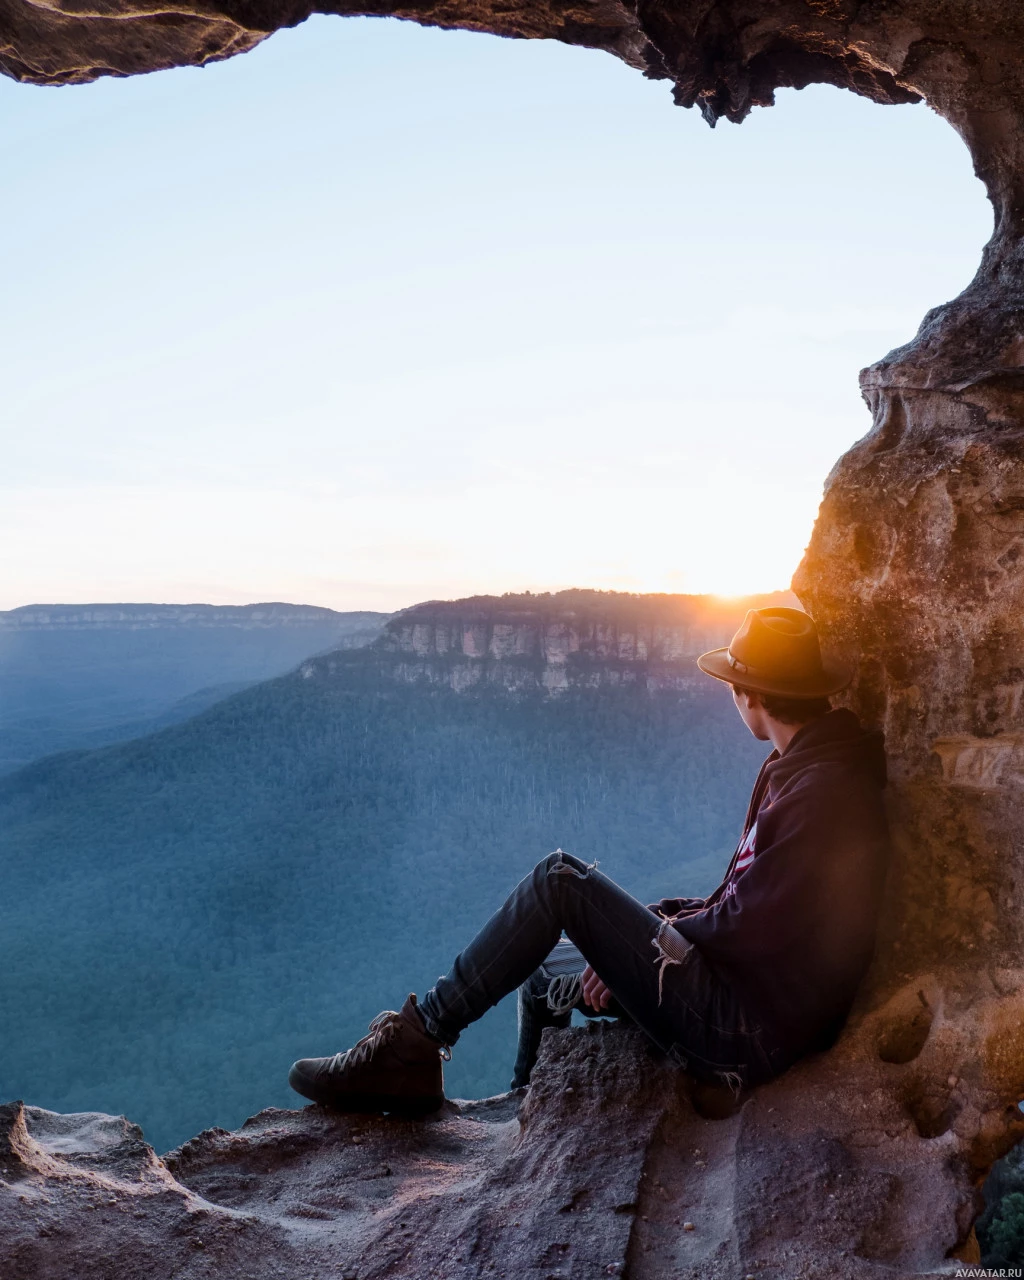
[696,648,853,698]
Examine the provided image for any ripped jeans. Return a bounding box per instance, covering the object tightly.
[417,850,786,1091]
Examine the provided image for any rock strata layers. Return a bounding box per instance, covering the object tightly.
[303,590,794,694]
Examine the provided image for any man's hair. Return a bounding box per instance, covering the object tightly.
[731,684,831,725]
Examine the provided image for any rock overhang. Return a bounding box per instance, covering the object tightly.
[0,1,993,123]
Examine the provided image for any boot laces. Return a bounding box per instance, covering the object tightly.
[324,1010,400,1077]
[546,971,583,1016]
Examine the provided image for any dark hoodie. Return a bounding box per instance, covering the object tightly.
[651,709,890,1064]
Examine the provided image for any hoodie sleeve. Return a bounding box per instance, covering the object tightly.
[647,895,707,918]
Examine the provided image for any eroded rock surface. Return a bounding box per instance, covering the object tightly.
[0,1021,983,1278]
[784,1,1024,1246]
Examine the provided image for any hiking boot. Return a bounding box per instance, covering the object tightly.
[288,994,448,1115]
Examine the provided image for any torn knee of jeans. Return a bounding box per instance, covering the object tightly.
[652,920,691,1005]
[546,848,599,878]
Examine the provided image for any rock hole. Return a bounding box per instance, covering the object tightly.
[906,1085,961,1140]
[853,525,879,573]
[877,991,934,1064]
[687,1079,745,1121]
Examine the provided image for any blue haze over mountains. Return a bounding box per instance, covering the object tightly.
[0,591,779,1152]
[0,603,388,774]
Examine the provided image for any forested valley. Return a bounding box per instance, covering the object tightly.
[0,649,762,1151]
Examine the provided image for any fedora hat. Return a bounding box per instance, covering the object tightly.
[697,607,852,699]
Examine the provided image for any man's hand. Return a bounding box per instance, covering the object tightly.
[581,964,613,1011]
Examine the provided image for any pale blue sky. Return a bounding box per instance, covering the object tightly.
[0,18,991,609]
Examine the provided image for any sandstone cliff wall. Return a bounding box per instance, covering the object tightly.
[309,590,793,694]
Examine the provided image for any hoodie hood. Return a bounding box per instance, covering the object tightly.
[766,708,887,791]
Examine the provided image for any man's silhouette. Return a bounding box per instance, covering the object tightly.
[288,607,889,1113]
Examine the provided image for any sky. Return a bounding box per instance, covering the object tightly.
[0,17,992,610]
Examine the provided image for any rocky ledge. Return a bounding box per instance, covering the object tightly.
[0,1010,1004,1279]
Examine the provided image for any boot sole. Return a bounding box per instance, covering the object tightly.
[319,1093,445,1117]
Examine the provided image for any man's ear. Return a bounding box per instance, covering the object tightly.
[732,686,762,713]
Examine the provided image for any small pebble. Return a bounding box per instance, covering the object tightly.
[564,1087,574,1094]
[947,1074,958,1088]
[683,1221,695,1232]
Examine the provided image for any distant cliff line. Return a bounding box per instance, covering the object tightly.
[303,588,797,695]
[0,603,389,632]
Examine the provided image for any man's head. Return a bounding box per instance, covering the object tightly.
[697,607,851,743]
[729,684,831,742]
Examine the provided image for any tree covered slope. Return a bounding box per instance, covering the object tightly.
[0,648,764,1151]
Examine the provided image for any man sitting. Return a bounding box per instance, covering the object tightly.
[288,607,890,1113]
